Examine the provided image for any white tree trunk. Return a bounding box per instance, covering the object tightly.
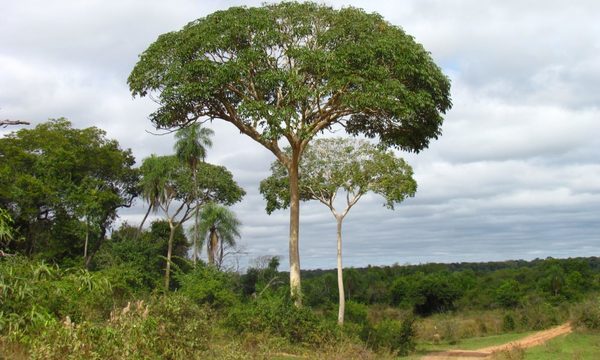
[336,215,345,325]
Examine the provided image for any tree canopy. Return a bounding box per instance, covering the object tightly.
[260,138,417,214]
[195,202,241,269]
[128,2,451,152]
[0,119,138,261]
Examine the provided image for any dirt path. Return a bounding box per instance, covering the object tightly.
[421,323,572,360]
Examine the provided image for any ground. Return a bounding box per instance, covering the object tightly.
[420,323,572,359]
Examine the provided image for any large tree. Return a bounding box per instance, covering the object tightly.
[260,137,416,324]
[128,2,451,303]
[139,155,244,288]
[0,119,138,263]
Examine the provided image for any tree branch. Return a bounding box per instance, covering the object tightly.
[1,120,30,127]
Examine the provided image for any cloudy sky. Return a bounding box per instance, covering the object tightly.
[1,0,599,270]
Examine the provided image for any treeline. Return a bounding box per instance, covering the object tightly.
[300,257,600,315]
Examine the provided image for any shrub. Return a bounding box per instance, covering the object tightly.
[503,312,516,331]
[0,256,117,337]
[362,316,416,356]
[226,292,337,345]
[345,300,368,325]
[176,264,239,308]
[516,297,562,330]
[571,298,600,331]
[496,280,522,308]
[27,294,212,359]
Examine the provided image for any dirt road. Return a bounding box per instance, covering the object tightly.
[421,323,572,360]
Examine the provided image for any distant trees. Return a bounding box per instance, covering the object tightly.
[0,119,138,263]
[260,138,416,325]
[139,155,244,288]
[128,2,452,303]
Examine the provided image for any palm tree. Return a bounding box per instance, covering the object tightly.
[174,123,214,265]
[136,155,170,236]
[197,202,241,268]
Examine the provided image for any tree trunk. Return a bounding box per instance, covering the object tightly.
[207,229,218,266]
[192,170,199,266]
[136,204,152,238]
[336,215,345,326]
[164,221,175,290]
[83,218,89,259]
[193,206,199,266]
[288,147,302,306]
[218,235,224,269]
[85,221,108,269]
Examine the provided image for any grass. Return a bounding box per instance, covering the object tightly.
[524,332,600,360]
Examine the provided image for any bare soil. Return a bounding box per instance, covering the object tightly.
[421,323,572,360]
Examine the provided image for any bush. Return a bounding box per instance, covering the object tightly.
[176,264,239,308]
[345,300,368,325]
[27,294,212,359]
[496,280,522,308]
[362,316,416,356]
[516,297,562,330]
[503,312,516,331]
[0,256,117,337]
[571,298,600,331]
[226,292,337,345]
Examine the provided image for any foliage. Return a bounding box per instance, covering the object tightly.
[362,317,416,355]
[139,154,244,288]
[571,298,600,331]
[93,221,188,290]
[496,280,523,308]
[303,257,600,317]
[174,123,213,169]
[128,2,451,151]
[0,207,14,248]
[195,202,241,267]
[226,292,338,345]
[0,119,138,261]
[174,123,214,264]
[176,264,239,308]
[240,256,283,298]
[345,300,369,325]
[0,256,118,337]
[260,138,417,214]
[27,295,212,360]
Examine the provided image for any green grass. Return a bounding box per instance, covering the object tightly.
[524,332,600,360]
